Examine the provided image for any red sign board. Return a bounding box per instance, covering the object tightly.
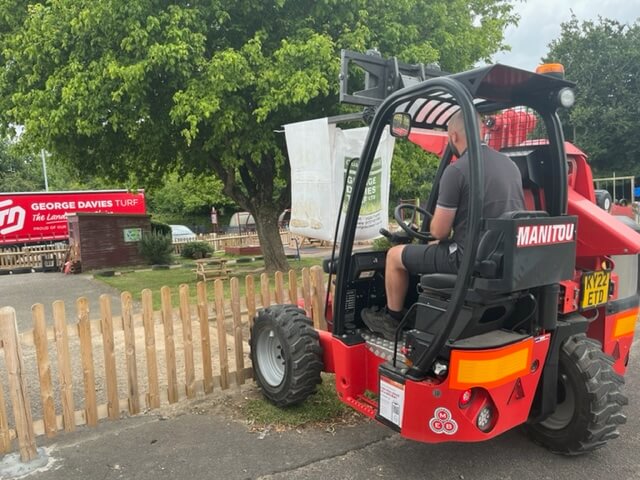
[0,190,146,244]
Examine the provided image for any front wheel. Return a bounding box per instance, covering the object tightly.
[524,334,627,455]
[250,305,323,407]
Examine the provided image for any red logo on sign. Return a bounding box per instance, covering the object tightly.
[0,199,26,235]
[429,407,458,435]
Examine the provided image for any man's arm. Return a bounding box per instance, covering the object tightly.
[430,206,456,240]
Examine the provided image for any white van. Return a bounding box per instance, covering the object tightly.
[170,224,197,242]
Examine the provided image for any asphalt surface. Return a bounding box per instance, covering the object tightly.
[0,271,122,331]
[0,324,634,480]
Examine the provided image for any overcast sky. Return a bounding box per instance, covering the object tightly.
[491,0,640,69]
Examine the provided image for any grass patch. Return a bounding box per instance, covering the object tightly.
[242,374,359,430]
[93,255,324,309]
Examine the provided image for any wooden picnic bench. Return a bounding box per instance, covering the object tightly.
[193,258,232,281]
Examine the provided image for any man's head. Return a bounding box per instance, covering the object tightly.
[447,109,482,157]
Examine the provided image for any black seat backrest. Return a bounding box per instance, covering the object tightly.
[474,210,549,279]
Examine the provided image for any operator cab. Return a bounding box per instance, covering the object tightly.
[330,60,579,379]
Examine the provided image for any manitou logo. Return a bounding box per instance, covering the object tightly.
[0,199,26,235]
[516,223,575,248]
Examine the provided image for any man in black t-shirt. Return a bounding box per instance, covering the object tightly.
[361,110,525,339]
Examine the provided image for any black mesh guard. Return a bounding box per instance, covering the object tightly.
[395,64,575,131]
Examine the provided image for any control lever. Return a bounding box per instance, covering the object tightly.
[379,228,412,244]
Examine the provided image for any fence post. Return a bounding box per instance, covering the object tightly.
[310,266,328,330]
[196,282,214,394]
[0,324,12,453]
[288,269,298,306]
[142,289,160,409]
[161,286,179,404]
[100,295,119,420]
[179,284,196,399]
[53,300,76,432]
[0,307,37,462]
[260,272,270,308]
[77,298,98,426]
[120,292,140,415]
[245,274,256,330]
[230,277,245,385]
[214,279,230,390]
[274,271,284,304]
[32,303,57,437]
[301,267,312,317]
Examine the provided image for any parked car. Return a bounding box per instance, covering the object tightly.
[226,212,256,234]
[170,224,197,242]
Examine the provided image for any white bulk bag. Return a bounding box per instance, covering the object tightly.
[285,117,394,242]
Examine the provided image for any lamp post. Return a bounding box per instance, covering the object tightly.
[40,149,49,192]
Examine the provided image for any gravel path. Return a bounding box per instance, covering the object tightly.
[0,271,123,332]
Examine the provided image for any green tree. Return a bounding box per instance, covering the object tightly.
[0,139,44,191]
[545,16,640,175]
[0,0,517,271]
[390,142,439,208]
[146,171,232,226]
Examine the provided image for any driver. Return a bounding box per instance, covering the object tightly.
[361,109,525,339]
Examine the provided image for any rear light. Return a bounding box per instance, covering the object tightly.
[459,389,473,408]
[476,406,494,432]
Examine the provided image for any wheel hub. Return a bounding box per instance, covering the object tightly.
[256,328,286,387]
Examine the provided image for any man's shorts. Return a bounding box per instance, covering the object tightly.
[401,242,461,275]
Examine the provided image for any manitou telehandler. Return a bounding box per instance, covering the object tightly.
[250,51,640,455]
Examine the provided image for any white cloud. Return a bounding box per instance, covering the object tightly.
[492,0,640,69]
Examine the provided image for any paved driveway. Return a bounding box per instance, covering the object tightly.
[0,271,122,332]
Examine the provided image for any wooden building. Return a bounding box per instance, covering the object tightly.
[67,213,151,271]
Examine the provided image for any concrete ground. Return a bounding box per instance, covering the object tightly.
[1,257,639,479]
[9,350,640,480]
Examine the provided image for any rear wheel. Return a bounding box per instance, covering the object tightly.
[525,334,627,455]
[250,305,323,407]
[594,189,612,212]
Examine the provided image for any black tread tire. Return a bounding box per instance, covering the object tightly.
[250,304,323,407]
[594,189,612,212]
[524,334,627,455]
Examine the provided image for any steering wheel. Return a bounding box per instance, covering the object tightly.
[394,204,434,242]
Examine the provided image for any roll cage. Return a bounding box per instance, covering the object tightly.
[332,57,576,352]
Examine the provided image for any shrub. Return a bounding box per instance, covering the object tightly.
[139,232,173,265]
[372,236,392,251]
[151,220,171,237]
[180,241,214,259]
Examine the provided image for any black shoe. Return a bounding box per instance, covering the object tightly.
[361,307,400,340]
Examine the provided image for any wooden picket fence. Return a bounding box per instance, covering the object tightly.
[172,229,292,255]
[0,266,327,461]
[0,244,68,271]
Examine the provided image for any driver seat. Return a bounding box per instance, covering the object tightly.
[420,210,549,295]
[415,211,550,341]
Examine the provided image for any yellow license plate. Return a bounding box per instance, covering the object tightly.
[580,271,611,309]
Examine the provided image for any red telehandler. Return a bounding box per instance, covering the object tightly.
[250,51,640,455]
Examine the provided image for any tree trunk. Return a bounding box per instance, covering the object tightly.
[253,206,289,273]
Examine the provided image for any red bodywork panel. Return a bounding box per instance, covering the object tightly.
[408,129,449,156]
[316,113,639,444]
[587,306,638,375]
[319,331,550,443]
[568,188,640,258]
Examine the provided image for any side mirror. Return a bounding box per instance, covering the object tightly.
[390,112,411,138]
